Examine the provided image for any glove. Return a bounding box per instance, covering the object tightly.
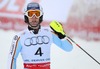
[50,20,66,39]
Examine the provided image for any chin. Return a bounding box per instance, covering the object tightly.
[31,24,38,26]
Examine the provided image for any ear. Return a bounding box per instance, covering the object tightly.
[24,15,29,23]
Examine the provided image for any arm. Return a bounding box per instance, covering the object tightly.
[7,35,22,69]
[52,33,73,52]
[50,20,73,52]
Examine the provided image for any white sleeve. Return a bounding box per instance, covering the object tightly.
[7,35,22,69]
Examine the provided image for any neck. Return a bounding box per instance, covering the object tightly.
[28,25,41,34]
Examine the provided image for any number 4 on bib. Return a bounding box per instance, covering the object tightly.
[35,47,43,56]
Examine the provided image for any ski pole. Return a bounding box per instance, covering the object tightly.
[66,35,100,65]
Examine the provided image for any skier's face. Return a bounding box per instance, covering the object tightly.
[28,15,40,27]
[25,9,41,29]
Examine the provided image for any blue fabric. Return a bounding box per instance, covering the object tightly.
[52,34,73,52]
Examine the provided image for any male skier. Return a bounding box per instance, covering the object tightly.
[7,2,73,69]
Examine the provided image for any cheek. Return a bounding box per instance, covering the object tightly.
[36,18,40,21]
[28,18,33,22]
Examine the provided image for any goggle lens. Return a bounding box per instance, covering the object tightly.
[26,10,41,18]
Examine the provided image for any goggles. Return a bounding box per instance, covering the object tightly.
[25,10,42,18]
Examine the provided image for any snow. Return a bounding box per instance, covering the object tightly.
[0,29,100,69]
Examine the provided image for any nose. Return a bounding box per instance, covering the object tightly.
[31,14,39,19]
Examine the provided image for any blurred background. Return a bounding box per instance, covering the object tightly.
[0,0,100,69]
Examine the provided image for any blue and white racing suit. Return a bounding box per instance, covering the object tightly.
[7,27,73,69]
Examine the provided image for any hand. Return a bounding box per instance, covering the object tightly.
[50,20,66,39]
